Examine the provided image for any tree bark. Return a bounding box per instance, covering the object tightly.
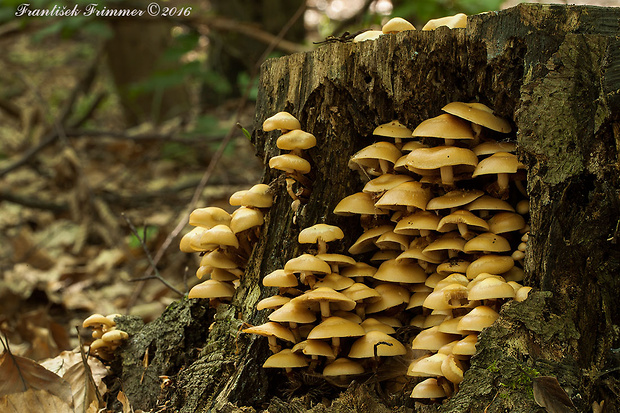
[110,4,620,412]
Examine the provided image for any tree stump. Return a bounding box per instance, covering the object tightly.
[111,4,620,412]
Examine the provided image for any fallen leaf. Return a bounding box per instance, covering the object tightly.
[532,376,577,413]
[0,388,73,413]
[117,390,134,413]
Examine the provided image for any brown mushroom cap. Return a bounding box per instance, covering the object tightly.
[256,295,291,310]
[198,224,240,250]
[457,305,499,332]
[284,254,332,276]
[473,151,522,176]
[407,146,478,170]
[298,224,345,246]
[229,184,273,208]
[263,269,298,288]
[442,102,511,133]
[347,225,393,255]
[268,301,317,324]
[243,322,296,344]
[466,255,515,279]
[487,212,527,234]
[363,174,414,195]
[407,353,448,377]
[411,326,459,351]
[348,141,402,176]
[373,259,427,284]
[463,232,511,254]
[83,314,116,329]
[427,189,485,210]
[307,317,365,343]
[394,211,440,235]
[348,330,407,358]
[473,141,517,156]
[230,207,264,234]
[452,334,478,356]
[468,276,515,300]
[334,192,389,216]
[465,194,515,213]
[293,287,357,316]
[373,120,414,139]
[292,339,336,358]
[365,283,410,314]
[262,112,301,132]
[340,262,378,278]
[437,209,490,237]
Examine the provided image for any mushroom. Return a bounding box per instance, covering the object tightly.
[262,348,308,374]
[422,13,468,31]
[242,322,296,354]
[307,316,365,356]
[298,224,345,254]
[382,17,416,33]
[406,146,478,187]
[262,112,301,133]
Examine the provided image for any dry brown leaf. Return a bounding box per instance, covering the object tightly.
[0,388,73,413]
[62,360,102,413]
[0,351,73,407]
[532,376,577,413]
[41,349,109,394]
[117,390,134,413]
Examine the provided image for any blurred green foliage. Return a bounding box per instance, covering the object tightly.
[393,0,505,24]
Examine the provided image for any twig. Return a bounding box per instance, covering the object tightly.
[126,1,307,311]
[122,213,184,297]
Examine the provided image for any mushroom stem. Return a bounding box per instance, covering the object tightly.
[331,337,342,356]
[285,178,299,201]
[292,171,313,189]
[267,336,281,354]
[497,173,510,194]
[289,322,301,343]
[319,301,331,319]
[317,239,328,255]
[439,166,455,186]
[379,159,390,175]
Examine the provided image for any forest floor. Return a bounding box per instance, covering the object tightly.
[0,29,263,365]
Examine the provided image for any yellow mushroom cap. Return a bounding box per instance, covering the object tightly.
[468,276,516,300]
[422,13,468,31]
[269,154,311,174]
[427,189,485,210]
[463,232,511,254]
[268,301,317,324]
[452,334,478,356]
[308,316,365,340]
[407,353,448,377]
[230,207,264,233]
[348,330,407,358]
[83,313,116,329]
[411,326,459,351]
[189,207,231,229]
[334,192,389,217]
[229,184,273,208]
[407,146,478,170]
[262,112,301,132]
[382,17,416,33]
[466,255,514,279]
[442,102,511,133]
[242,321,296,343]
[373,120,413,139]
[410,378,447,399]
[263,269,298,288]
[188,279,235,299]
[323,358,364,376]
[199,224,239,250]
[411,113,474,140]
[292,339,335,358]
[373,259,427,284]
[375,181,432,211]
[298,224,345,245]
[263,348,308,369]
[353,30,383,42]
[457,305,499,331]
[277,129,316,150]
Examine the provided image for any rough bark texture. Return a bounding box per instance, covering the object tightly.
[109,4,620,412]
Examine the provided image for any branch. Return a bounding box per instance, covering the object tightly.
[122,213,184,297]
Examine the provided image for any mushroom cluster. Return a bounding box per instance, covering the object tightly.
[243,222,409,380]
[334,101,531,400]
[82,313,128,360]
[179,183,273,306]
[353,14,467,43]
[247,102,531,401]
[264,112,316,212]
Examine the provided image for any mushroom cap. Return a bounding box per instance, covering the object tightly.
[342,283,381,302]
[407,353,448,377]
[473,141,517,156]
[422,13,467,30]
[437,210,489,233]
[406,291,431,310]
[466,255,514,279]
[83,314,116,329]
[423,283,469,310]
[348,330,407,358]
[347,225,393,255]
[410,378,446,399]
[353,30,383,42]
[263,348,308,369]
[277,129,316,150]
[382,17,416,33]
[360,318,397,334]
[463,232,511,253]
[316,253,356,268]
[307,316,365,339]
[374,181,432,211]
[292,339,335,358]
[284,254,332,275]
[468,276,515,300]
[262,112,301,132]
[434,273,470,290]
[375,231,410,251]
[189,207,232,229]
[407,146,478,170]
[427,189,485,210]
[334,192,389,216]
[268,301,317,324]
[515,286,533,302]
[373,259,427,284]
[188,279,235,299]
[349,141,402,175]
[437,315,466,335]
[365,283,410,314]
[242,321,296,343]
[441,354,465,384]
[313,273,355,291]
[373,120,413,139]
[442,102,511,133]
[411,326,459,351]
[394,211,441,235]
[323,357,365,376]
[180,227,206,252]
[436,259,470,275]
[230,207,264,233]
[465,194,515,213]
[340,262,378,278]
[452,334,478,356]
[200,249,240,270]
[472,151,522,177]
[411,113,474,140]
[293,287,357,311]
[269,154,311,174]
[396,239,445,264]
[263,269,298,288]
[256,295,291,310]
[229,184,273,208]
[488,212,526,234]
[199,224,239,250]
[423,232,466,254]
[457,305,499,332]
[298,224,345,245]
[363,173,414,195]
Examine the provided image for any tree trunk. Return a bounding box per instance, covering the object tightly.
[110,4,620,412]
